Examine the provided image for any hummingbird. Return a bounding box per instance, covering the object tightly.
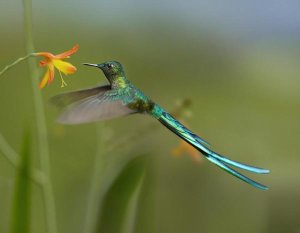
[52,60,269,190]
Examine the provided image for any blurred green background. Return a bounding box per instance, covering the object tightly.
[1,1,300,233]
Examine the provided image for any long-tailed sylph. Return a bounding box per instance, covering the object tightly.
[52,61,269,190]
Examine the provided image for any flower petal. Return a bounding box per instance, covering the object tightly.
[35,52,55,59]
[47,63,55,84]
[39,60,48,67]
[38,65,55,89]
[54,44,79,59]
[52,59,77,74]
[39,70,50,89]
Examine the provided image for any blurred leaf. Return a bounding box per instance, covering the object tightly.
[120,167,144,233]
[132,157,157,233]
[9,130,31,233]
[95,155,146,233]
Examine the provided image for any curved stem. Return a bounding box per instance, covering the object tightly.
[22,1,58,233]
[0,54,34,77]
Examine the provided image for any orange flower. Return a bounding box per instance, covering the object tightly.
[171,119,202,163]
[172,140,202,163]
[34,44,79,89]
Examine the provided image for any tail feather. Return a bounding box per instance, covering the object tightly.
[157,108,212,149]
[153,105,269,190]
[206,155,268,190]
[210,152,269,174]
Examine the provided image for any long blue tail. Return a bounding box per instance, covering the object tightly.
[152,105,269,190]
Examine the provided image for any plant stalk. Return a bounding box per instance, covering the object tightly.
[22,1,58,233]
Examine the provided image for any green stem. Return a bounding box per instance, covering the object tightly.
[0,54,34,77]
[0,133,19,166]
[0,132,44,185]
[83,124,109,233]
[22,1,58,233]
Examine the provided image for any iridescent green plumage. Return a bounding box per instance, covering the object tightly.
[52,60,270,190]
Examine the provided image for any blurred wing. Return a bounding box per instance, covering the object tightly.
[57,90,137,124]
[51,84,111,108]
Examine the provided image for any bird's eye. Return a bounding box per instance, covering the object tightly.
[107,63,114,69]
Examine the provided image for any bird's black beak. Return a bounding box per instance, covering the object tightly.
[83,63,106,71]
[82,63,99,68]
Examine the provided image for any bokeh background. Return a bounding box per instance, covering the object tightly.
[1,1,300,233]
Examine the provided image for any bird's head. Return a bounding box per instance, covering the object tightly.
[83,60,125,82]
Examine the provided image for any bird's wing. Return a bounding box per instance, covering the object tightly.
[51,84,112,108]
[56,90,137,124]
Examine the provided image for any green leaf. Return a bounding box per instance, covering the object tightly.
[95,155,146,233]
[120,166,145,233]
[9,130,32,233]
